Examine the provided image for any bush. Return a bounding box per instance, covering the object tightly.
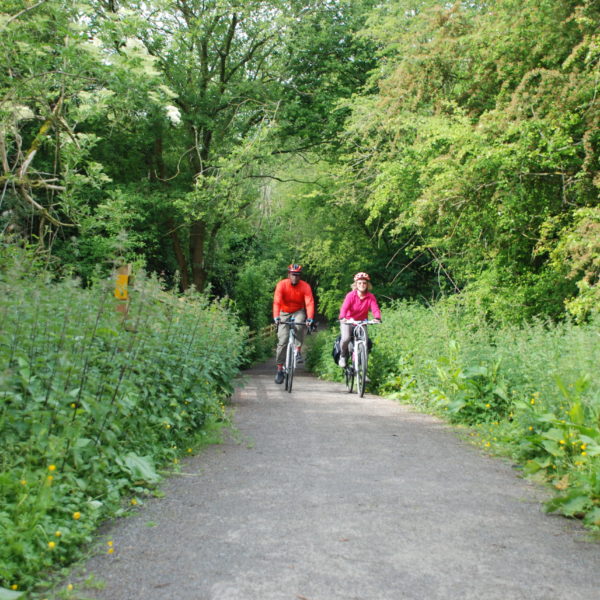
[0,255,247,591]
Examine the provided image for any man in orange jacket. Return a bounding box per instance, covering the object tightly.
[272,263,315,384]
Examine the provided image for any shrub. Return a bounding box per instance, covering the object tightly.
[0,255,247,591]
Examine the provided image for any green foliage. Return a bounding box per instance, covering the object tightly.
[328,0,600,322]
[0,250,247,591]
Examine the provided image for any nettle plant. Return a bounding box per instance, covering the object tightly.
[0,264,247,591]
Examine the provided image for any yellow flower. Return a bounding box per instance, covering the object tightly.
[131,498,137,506]
[47,475,54,483]
[70,403,76,409]
[485,442,491,447]
[485,403,491,408]
[530,399,535,405]
[11,585,18,590]
[582,451,587,456]
[559,440,565,445]
[73,511,81,520]
[67,583,74,591]
[20,479,27,486]
[528,426,534,431]
[55,531,62,537]
[581,444,587,450]
[48,541,56,549]
[107,540,113,547]
[48,464,56,472]
[108,547,114,554]
[187,448,193,453]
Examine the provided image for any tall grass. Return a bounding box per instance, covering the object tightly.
[0,251,247,593]
[307,300,600,528]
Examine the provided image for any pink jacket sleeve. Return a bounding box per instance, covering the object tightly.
[338,292,353,320]
[369,294,382,320]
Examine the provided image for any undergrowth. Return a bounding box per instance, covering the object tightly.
[0,250,247,595]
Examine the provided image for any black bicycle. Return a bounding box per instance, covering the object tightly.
[341,319,379,397]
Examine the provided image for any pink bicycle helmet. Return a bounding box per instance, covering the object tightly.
[354,272,370,281]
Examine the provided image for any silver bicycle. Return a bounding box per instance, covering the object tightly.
[341,319,380,397]
[280,318,312,393]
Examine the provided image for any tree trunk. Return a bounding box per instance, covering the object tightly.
[167,219,190,291]
[190,219,207,291]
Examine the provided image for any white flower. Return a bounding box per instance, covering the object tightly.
[166,105,181,125]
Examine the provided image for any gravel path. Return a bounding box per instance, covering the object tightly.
[68,360,600,600]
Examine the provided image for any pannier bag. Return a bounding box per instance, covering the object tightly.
[332,335,342,365]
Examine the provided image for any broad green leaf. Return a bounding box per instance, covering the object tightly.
[561,495,592,517]
[120,453,160,484]
[541,440,561,457]
[0,588,25,599]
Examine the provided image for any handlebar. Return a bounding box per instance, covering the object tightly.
[339,319,381,325]
[277,318,317,331]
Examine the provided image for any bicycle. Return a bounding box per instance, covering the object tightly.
[279,318,314,393]
[340,319,380,397]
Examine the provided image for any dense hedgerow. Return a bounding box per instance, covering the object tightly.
[306,301,600,528]
[0,251,247,592]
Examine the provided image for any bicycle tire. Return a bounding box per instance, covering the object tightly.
[285,340,295,393]
[345,365,354,393]
[357,342,368,397]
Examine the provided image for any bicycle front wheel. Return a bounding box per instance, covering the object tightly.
[285,341,295,393]
[356,343,368,397]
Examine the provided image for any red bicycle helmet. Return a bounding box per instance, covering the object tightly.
[288,264,302,273]
[354,272,370,281]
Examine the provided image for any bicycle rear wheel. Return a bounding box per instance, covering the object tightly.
[345,365,354,393]
[356,343,368,397]
[285,341,295,392]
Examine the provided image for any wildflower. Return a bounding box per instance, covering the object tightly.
[485,442,491,448]
[67,583,73,591]
[55,531,62,537]
[131,498,137,506]
[187,448,193,453]
[47,475,54,483]
[20,479,27,486]
[581,444,587,450]
[485,403,491,409]
[108,547,114,554]
[48,464,56,472]
[528,426,534,431]
[173,458,179,464]
[582,451,587,456]
[48,541,56,549]
[73,511,81,520]
[11,585,18,590]
[559,440,565,445]
[70,403,76,409]
[530,399,535,405]
[107,540,113,547]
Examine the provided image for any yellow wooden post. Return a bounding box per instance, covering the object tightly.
[114,264,132,315]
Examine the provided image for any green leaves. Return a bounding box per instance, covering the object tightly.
[0,257,246,589]
[117,453,160,485]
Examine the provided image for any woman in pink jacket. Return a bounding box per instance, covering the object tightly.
[338,272,382,367]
